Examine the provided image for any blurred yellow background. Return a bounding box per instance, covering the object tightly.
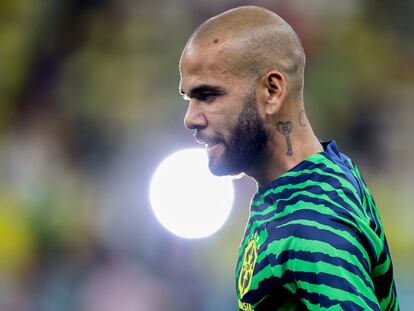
[0,0,413,310]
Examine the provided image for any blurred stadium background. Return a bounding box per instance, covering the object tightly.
[0,0,413,310]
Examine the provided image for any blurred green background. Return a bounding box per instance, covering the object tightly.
[0,0,413,310]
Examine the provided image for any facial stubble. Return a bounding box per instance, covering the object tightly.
[209,91,270,176]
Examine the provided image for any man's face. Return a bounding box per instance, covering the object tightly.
[208,90,269,176]
[180,43,269,176]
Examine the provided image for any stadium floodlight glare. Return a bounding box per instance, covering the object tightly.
[149,148,234,239]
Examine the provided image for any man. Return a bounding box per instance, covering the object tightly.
[179,6,398,311]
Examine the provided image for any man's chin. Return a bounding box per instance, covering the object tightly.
[208,158,242,177]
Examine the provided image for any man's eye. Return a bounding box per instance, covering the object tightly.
[198,93,215,102]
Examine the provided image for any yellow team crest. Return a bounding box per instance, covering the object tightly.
[238,235,258,299]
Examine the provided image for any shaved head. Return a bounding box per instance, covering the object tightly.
[180,6,324,207]
[181,6,306,101]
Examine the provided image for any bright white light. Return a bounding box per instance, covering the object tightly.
[149,148,234,239]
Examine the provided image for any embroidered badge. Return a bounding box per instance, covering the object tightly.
[238,234,258,299]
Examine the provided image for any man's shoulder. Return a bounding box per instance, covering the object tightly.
[253,156,362,215]
[250,142,369,237]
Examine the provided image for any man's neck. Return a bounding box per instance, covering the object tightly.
[247,124,323,187]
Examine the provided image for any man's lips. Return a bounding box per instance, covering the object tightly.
[194,134,224,156]
[198,140,223,150]
[207,142,224,155]
[195,133,221,149]
[207,142,221,151]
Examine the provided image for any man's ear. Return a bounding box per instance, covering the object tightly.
[261,70,286,116]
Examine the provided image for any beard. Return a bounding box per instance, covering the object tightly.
[208,91,269,177]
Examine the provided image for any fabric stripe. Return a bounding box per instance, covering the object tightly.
[236,141,398,311]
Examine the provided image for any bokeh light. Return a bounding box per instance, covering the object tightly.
[149,148,234,239]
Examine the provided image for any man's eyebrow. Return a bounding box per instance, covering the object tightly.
[180,85,226,97]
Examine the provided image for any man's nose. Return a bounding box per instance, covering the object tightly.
[184,101,207,130]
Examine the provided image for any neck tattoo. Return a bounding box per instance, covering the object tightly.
[277,121,293,156]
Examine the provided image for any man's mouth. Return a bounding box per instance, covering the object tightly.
[194,132,225,157]
[205,142,224,158]
[207,142,222,152]
[196,133,217,147]
[199,139,223,151]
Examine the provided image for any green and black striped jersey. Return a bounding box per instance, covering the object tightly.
[236,141,398,311]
